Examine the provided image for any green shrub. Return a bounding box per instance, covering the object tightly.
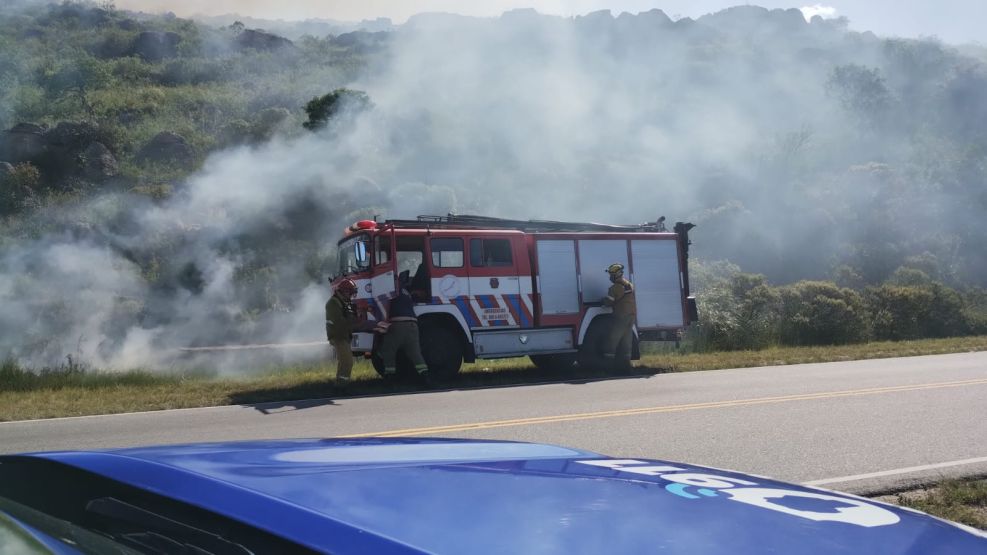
[159,58,229,86]
[866,285,934,340]
[866,281,971,340]
[0,163,41,215]
[778,281,871,345]
[303,88,371,131]
[691,272,781,351]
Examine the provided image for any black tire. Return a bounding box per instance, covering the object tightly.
[419,320,464,380]
[577,315,612,372]
[529,353,578,372]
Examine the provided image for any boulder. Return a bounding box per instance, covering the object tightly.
[614,9,673,41]
[0,161,13,178]
[0,123,48,164]
[45,121,100,155]
[632,8,673,28]
[235,29,295,51]
[698,6,808,37]
[117,19,140,31]
[131,31,181,62]
[136,132,194,166]
[78,142,118,181]
[1,122,120,184]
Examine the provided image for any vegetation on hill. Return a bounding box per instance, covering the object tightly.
[2,2,987,367]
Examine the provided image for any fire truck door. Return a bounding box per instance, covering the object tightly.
[467,237,524,328]
[369,231,396,321]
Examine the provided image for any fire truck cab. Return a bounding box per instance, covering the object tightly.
[332,215,697,379]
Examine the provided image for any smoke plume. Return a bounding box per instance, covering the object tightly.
[2,5,986,370]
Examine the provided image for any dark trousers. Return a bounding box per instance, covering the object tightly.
[378,321,428,374]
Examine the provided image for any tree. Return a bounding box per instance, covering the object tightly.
[41,54,112,118]
[303,88,371,131]
[826,64,893,126]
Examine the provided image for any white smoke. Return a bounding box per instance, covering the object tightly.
[4,6,980,371]
[0,8,840,369]
[799,4,838,21]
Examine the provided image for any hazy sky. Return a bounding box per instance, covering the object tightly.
[113,0,985,44]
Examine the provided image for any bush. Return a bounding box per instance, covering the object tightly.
[159,58,229,86]
[692,272,780,351]
[778,281,871,345]
[303,88,371,131]
[866,281,970,340]
[0,163,41,214]
[866,285,935,340]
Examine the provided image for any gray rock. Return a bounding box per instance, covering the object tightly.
[117,19,140,31]
[1,123,48,163]
[0,161,14,177]
[79,142,118,181]
[131,31,181,62]
[136,132,194,166]
[236,29,295,51]
[46,121,99,154]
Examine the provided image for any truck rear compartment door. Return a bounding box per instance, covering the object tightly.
[535,240,580,316]
[577,239,629,305]
[631,239,685,328]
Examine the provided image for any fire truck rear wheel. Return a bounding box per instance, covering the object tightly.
[577,315,611,372]
[419,320,464,379]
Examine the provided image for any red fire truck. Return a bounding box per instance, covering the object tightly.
[332,215,697,378]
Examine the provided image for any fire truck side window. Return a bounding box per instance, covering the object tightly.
[396,236,429,298]
[431,238,464,268]
[376,236,391,265]
[470,239,513,267]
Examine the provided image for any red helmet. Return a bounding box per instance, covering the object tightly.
[336,278,358,295]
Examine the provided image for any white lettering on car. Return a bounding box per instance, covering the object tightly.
[574,459,901,527]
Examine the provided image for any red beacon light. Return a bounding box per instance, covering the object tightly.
[347,220,378,233]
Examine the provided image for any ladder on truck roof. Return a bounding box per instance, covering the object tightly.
[385,214,672,233]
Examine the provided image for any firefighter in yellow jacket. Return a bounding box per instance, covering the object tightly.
[602,263,636,371]
[326,278,358,387]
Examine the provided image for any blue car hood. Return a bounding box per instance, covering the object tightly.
[30,438,987,554]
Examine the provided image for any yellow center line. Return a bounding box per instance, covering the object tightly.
[340,377,987,438]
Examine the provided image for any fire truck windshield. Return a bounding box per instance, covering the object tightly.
[338,234,371,276]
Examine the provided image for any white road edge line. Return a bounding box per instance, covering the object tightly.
[803,456,987,486]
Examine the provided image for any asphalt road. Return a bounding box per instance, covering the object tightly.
[3,352,986,494]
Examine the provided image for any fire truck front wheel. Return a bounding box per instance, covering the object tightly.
[419,320,465,379]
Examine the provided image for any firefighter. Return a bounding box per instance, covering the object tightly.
[602,263,636,372]
[377,271,431,383]
[326,278,358,387]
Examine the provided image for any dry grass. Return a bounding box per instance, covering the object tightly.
[875,478,987,531]
[4,335,987,422]
[637,336,987,372]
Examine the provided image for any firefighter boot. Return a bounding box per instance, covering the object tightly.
[417,365,433,388]
[614,356,633,375]
[333,376,350,390]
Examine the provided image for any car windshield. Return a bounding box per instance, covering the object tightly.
[337,234,371,276]
[0,457,316,555]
